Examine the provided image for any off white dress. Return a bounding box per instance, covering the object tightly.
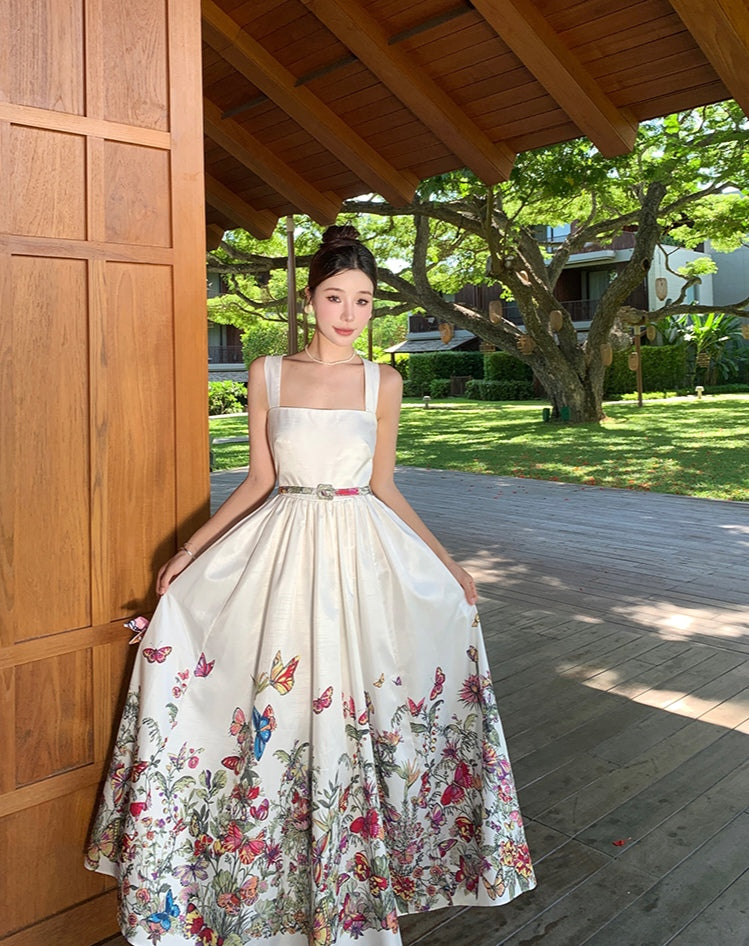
[86,355,535,945]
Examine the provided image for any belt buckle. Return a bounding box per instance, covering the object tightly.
[316,483,335,500]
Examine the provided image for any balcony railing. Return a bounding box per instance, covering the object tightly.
[502,298,599,324]
[208,345,244,363]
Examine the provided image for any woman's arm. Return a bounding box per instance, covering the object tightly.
[156,356,277,594]
[369,366,478,606]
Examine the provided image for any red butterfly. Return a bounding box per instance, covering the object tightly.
[194,652,215,677]
[351,809,381,840]
[143,646,171,663]
[313,685,333,714]
[222,755,242,774]
[250,798,269,821]
[441,761,474,806]
[430,667,445,700]
[407,697,424,716]
[438,837,457,857]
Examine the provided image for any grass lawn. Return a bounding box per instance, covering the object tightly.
[209,395,749,502]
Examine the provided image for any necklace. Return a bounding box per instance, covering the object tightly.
[304,344,358,366]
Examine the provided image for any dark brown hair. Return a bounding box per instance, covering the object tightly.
[307,225,378,295]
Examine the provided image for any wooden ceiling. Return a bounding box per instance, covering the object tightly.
[201,0,749,239]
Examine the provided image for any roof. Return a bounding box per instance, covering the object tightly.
[202,0,749,238]
[385,330,478,354]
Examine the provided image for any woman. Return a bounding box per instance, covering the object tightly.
[87,225,535,945]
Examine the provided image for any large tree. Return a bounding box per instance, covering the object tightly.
[208,103,749,421]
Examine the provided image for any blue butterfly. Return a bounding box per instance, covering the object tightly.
[147,888,180,930]
[252,705,275,760]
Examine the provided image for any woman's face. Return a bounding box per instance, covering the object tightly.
[308,268,374,347]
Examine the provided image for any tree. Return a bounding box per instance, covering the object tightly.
[208,103,749,422]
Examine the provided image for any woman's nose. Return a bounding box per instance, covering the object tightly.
[341,302,355,322]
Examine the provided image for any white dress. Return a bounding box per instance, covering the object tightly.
[86,356,535,945]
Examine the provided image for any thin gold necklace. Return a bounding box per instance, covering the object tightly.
[304,344,358,366]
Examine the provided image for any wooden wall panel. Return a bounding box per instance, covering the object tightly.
[0,786,110,937]
[6,255,91,642]
[105,262,176,616]
[100,0,169,130]
[103,141,172,246]
[1,0,85,115]
[0,1,207,942]
[9,127,87,239]
[15,649,94,786]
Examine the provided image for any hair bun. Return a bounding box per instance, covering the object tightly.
[321,224,361,246]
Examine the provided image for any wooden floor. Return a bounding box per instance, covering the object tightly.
[106,468,749,946]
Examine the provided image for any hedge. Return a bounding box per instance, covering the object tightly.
[429,378,452,398]
[408,351,484,395]
[604,344,688,396]
[465,379,534,401]
[484,351,534,383]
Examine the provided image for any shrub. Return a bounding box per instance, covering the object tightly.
[429,378,452,398]
[402,380,421,398]
[484,351,534,383]
[431,350,484,380]
[408,354,438,394]
[465,379,534,400]
[209,380,247,415]
[604,344,689,396]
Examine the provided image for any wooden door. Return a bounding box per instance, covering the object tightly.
[0,1,208,942]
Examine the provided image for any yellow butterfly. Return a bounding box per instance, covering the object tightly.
[269,650,300,695]
[373,673,385,688]
[482,874,506,901]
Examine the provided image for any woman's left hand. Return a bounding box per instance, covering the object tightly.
[447,561,478,605]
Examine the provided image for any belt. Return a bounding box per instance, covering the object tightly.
[278,484,372,500]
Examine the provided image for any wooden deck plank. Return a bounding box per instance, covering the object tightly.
[581,813,749,946]
[667,866,749,944]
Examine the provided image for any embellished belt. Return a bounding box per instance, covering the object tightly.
[278,484,372,500]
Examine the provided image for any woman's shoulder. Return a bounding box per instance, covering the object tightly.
[375,362,403,389]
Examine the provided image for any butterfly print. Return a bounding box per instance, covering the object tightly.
[143,646,171,664]
[407,697,425,716]
[393,675,402,685]
[252,705,276,760]
[313,685,333,714]
[441,760,474,806]
[223,822,265,865]
[372,673,385,688]
[147,888,180,930]
[229,707,250,745]
[482,874,506,900]
[194,651,215,677]
[472,612,480,627]
[467,644,479,663]
[438,837,458,857]
[125,615,150,645]
[430,667,445,700]
[269,651,300,695]
[221,755,242,774]
[250,797,269,821]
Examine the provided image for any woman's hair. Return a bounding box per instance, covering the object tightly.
[307,225,378,295]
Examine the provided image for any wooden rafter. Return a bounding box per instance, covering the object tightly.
[201,0,419,206]
[203,98,340,225]
[299,0,516,183]
[667,0,749,114]
[471,0,638,157]
[204,173,278,240]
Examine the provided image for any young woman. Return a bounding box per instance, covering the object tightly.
[87,225,535,945]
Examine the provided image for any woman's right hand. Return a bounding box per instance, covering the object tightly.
[156,549,194,595]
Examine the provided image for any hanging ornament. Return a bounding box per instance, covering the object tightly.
[628,351,639,371]
[517,270,531,287]
[741,323,749,340]
[480,340,495,352]
[646,323,657,341]
[439,322,454,343]
[600,342,613,366]
[517,335,535,354]
[489,300,502,324]
[655,277,668,301]
[549,309,563,332]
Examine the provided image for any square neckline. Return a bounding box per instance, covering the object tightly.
[269,354,378,414]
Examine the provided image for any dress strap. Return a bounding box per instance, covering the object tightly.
[363,358,380,414]
[264,355,282,409]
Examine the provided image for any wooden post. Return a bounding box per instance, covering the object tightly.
[635,325,643,408]
[286,215,298,354]
[368,320,373,361]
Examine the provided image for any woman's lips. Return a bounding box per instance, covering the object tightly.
[335,327,354,335]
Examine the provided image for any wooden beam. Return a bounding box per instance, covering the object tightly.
[203,97,340,225]
[299,0,515,183]
[201,0,418,206]
[206,223,225,251]
[668,0,749,115]
[204,174,278,240]
[471,0,638,157]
